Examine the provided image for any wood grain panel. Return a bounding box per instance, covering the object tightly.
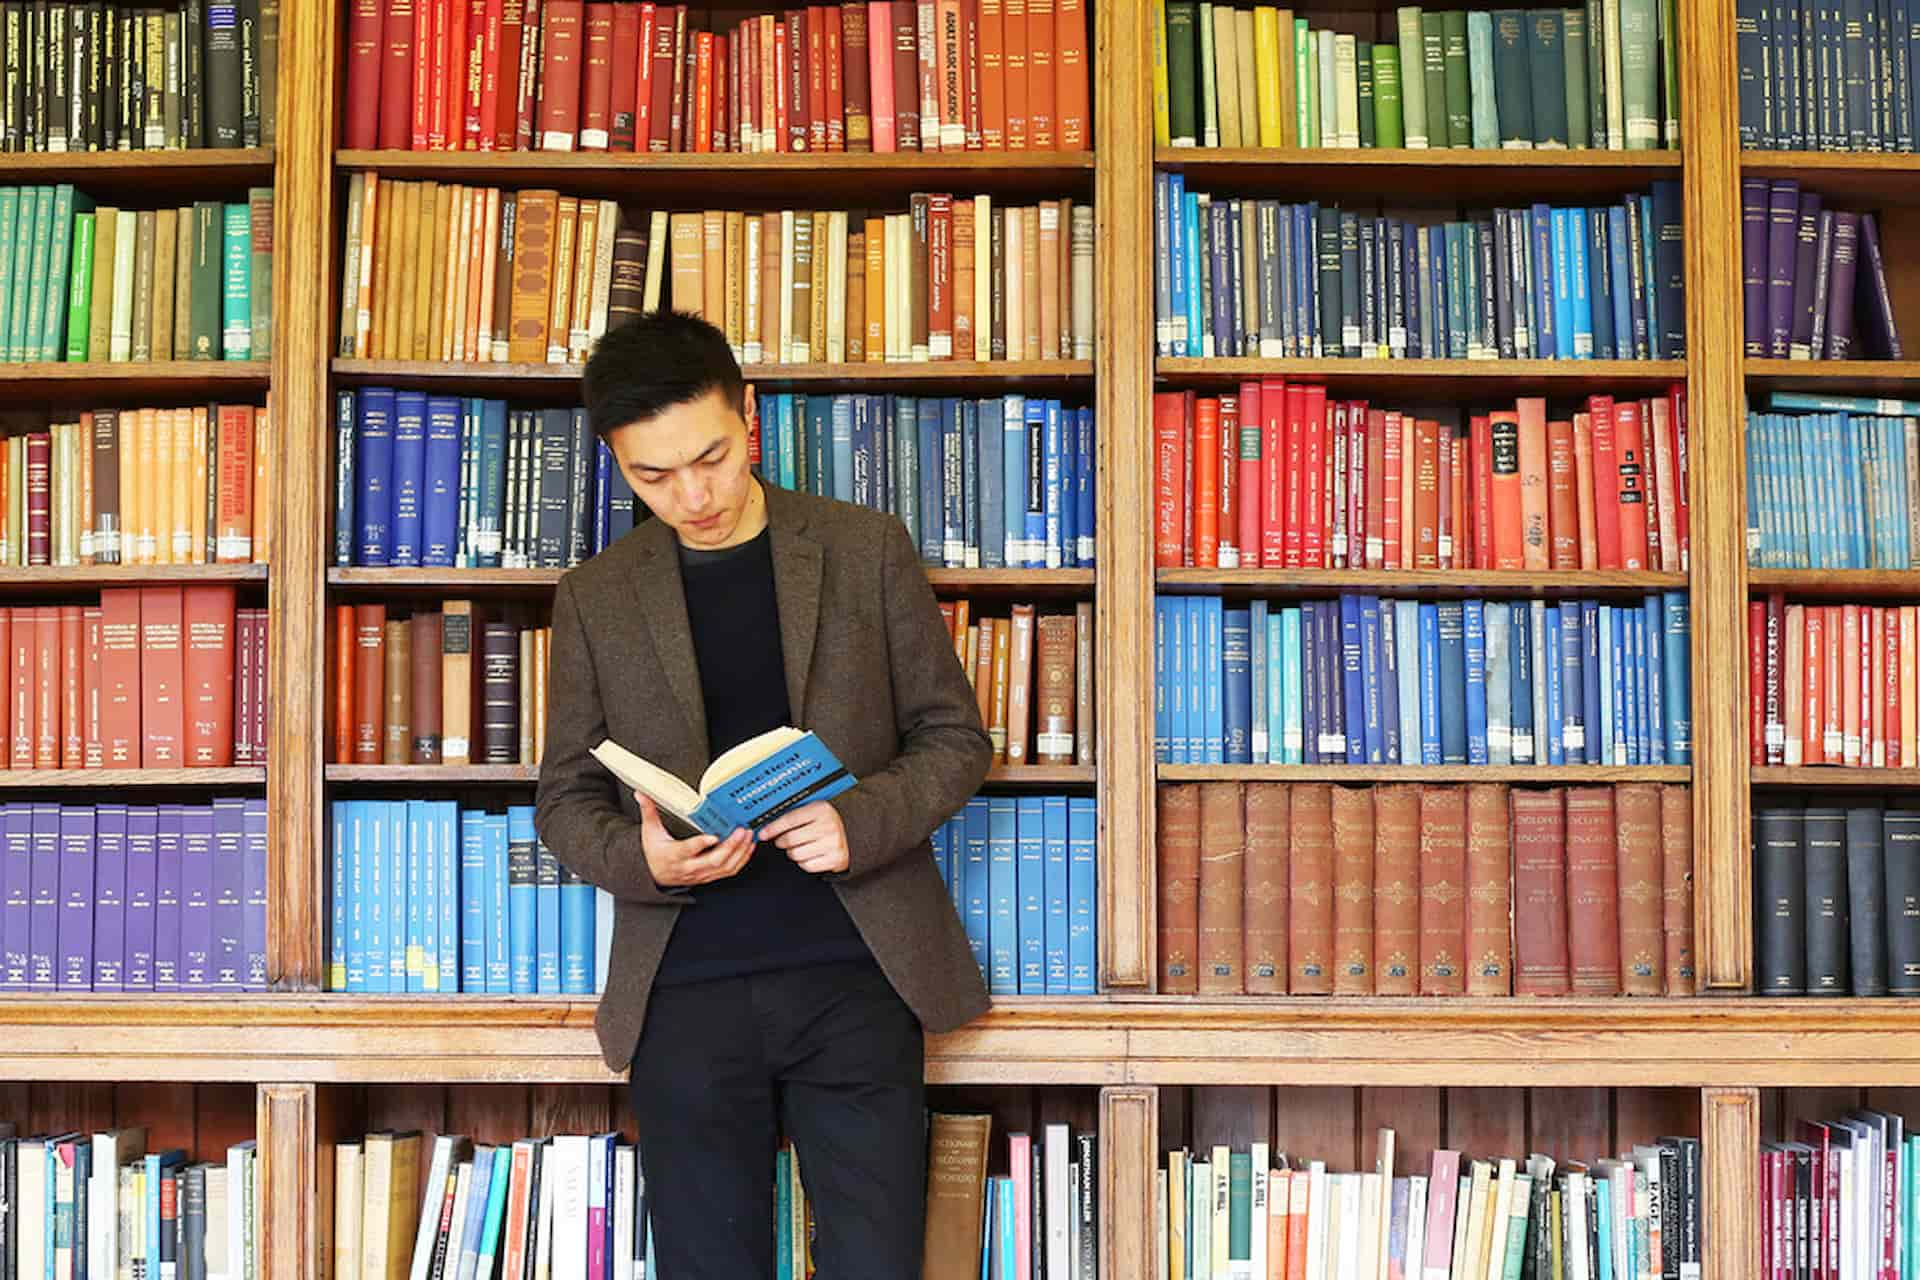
[1703,1089,1761,1280]
[1359,1087,1442,1175]
[1270,1086,1361,1169]
[115,1081,197,1154]
[1527,1087,1611,1163]
[1614,1087,1700,1149]
[259,1084,316,1280]
[445,1083,533,1147]
[1189,1085,1272,1151]
[1443,1089,1526,1161]
[529,1083,614,1139]
[1102,1087,1159,1280]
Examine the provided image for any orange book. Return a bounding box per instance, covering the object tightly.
[949,598,971,659]
[989,616,1011,761]
[138,588,184,767]
[1646,394,1680,573]
[1804,605,1825,765]
[33,608,58,768]
[1447,422,1468,569]
[1053,0,1086,148]
[1005,603,1036,765]
[693,30,714,152]
[183,585,237,768]
[1025,0,1054,148]
[151,408,176,566]
[952,199,975,360]
[1844,605,1863,766]
[973,615,996,728]
[466,185,494,360]
[9,607,32,767]
[333,604,355,764]
[59,605,82,768]
[253,406,271,564]
[1002,0,1028,148]
[215,405,256,564]
[978,0,1006,148]
[1825,604,1844,766]
[864,215,886,360]
[1613,398,1649,569]
[1516,396,1550,571]
[1546,418,1579,570]
[352,604,387,764]
[1411,417,1440,569]
[369,177,397,358]
[1193,397,1221,567]
[82,606,102,767]
[131,407,155,564]
[506,189,559,362]
[99,591,140,767]
[188,407,209,563]
[760,212,784,360]
[78,412,94,565]
[1571,411,1599,569]
[1487,408,1523,570]
[1036,200,1060,360]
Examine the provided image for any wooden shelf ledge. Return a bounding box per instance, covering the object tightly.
[1748,569,1920,598]
[326,567,1095,593]
[0,361,271,399]
[0,149,275,194]
[0,564,269,587]
[1160,764,1690,784]
[1157,146,1681,200]
[1157,358,1687,397]
[325,763,1094,786]
[333,358,1093,391]
[1159,568,1685,596]
[1746,359,1920,392]
[0,768,267,787]
[1741,150,1920,203]
[1753,766,1920,788]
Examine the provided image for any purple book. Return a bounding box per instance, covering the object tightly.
[124,806,159,990]
[1810,211,1836,360]
[57,806,95,990]
[152,804,184,991]
[242,798,268,991]
[1826,212,1863,361]
[180,805,215,990]
[1860,213,1905,360]
[29,803,61,990]
[1764,179,1801,358]
[1,804,29,989]
[93,804,128,992]
[1741,178,1771,357]
[1788,191,1824,359]
[211,798,246,991]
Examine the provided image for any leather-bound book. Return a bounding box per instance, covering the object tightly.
[409,612,443,764]
[1613,783,1665,996]
[1286,782,1333,995]
[94,590,139,768]
[922,1114,991,1279]
[1004,603,1036,766]
[58,607,82,769]
[1509,788,1570,994]
[506,189,558,364]
[478,622,520,764]
[83,606,103,768]
[841,2,873,151]
[1416,785,1466,996]
[1073,601,1094,765]
[891,3,920,149]
[1464,782,1512,996]
[1563,785,1621,994]
[1054,0,1087,148]
[1659,784,1695,995]
[31,608,54,766]
[1751,804,1807,994]
[1884,809,1920,995]
[1196,781,1245,995]
[1242,781,1289,994]
[441,600,475,765]
[1516,396,1551,570]
[351,604,387,766]
[9,607,32,768]
[1331,784,1375,995]
[382,620,411,765]
[331,605,354,764]
[1799,805,1849,996]
[537,0,586,148]
[181,586,236,769]
[580,2,615,149]
[1156,783,1200,994]
[607,228,648,330]
[1370,783,1420,996]
[1033,612,1075,765]
[1844,805,1886,996]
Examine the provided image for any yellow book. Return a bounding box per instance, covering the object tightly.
[1253,8,1284,146]
[864,216,885,361]
[1167,1149,1186,1280]
[409,182,437,361]
[973,196,993,360]
[1459,1159,1493,1280]
[1233,8,1260,147]
[700,208,725,333]
[189,406,208,563]
[78,415,93,563]
[1151,0,1172,146]
[724,208,746,359]
[742,211,764,363]
[1213,6,1242,147]
[135,406,159,564]
[253,405,270,564]
[808,210,830,363]
[169,406,192,564]
[395,179,422,360]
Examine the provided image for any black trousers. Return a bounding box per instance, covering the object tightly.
[627,957,927,1279]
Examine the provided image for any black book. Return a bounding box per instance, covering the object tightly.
[535,408,574,569]
[1338,212,1361,356]
[1845,804,1888,995]
[565,407,593,567]
[0,1134,14,1279]
[71,1138,90,1280]
[238,0,259,146]
[478,622,520,764]
[1883,809,1920,993]
[66,1,86,151]
[1658,1134,1703,1272]
[183,0,204,146]
[1493,213,1516,358]
[1074,1129,1097,1280]
[1754,805,1809,993]
[1357,215,1378,355]
[204,0,239,146]
[1387,215,1407,357]
[1475,218,1498,358]
[46,1,68,150]
[1315,207,1342,358]
[180,1163,206,1280]
[1656,1141,1681,1279]
[1803,806,1850,993]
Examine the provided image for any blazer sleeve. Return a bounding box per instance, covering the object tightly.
[829,517,995,881]
[534,575,687,907]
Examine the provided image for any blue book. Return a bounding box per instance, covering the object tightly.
[1075,408,1096,566]
[1549,209,1575,360]
[898,399,930,561]
[997,1176,1019,1278]
[1358,595,1385,763]
[1557,602,1586,765]
[1644,595,1668,766]
[848,397,873,510]
[388,391,428,566]
[1582,601,1604,765]
[1510,601,1535,764]
[961,399,981,563]
[1294,204,1316,354]
[934,398,961,564]
[1022,399,1048,567]
[432,803,457,991]
[1568,209,1594,358]
[961,800,990,981]
[802,396,830,498]
[1223,606,1253,764]
[1167,172,1188,356]
[1298,601,1319,763]
[1067,797,1096,996]
[757,393,781,489]
[1417,603,1442,765]
[1318,602,1343,761]
[1606,605,1627,764]
[1184,191,1205,361]
[1394,601,1421,764]
[1208,199,1234,354]
[986,798,1017,995]
[1014,797,1045,994]
[1378,601,1402,764]
[560,855,594,995]
[333,391,358,565]
[1280,606,1304,764]
[1463,600,1489,764]
[357,800,387,992]
[1183,596,1205,764]
[1042,796,1069,995]
[1624,607,1644,765]
[328,802,349,991]
[534,838,561,994]
[1587,207,1617,359]
[932,819,953,901]
[418,396,464,567]
[1000,397,1027,568]
[1167,597,1187,764]
[404,799,430,993]
[506,807,537,994]
[1638,194,1660,355]
[1202,597,1223,764]
[413,800,437,992]
[976,397,1006,569]
[1662,592,1693,764]
[1529,204,1557,358]
[1249,599,1269,762]
[1402,221,1422,356]
[1043,400,1064,567]
[1340,595,1367,765]
[385,803,408,989]
[1543,607,1566,765]
[354,386,397,565]
[482,814,509,994]
[1607,205,1635,358]
[1435,602,1467,764]
[592,730,857,839]
[1153,598,1170,763]
[143,1149,187,1280]
[459,810,487,992]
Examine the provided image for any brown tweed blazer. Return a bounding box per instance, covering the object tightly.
[534,481,994,1071]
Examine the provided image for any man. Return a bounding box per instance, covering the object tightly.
[535,311,992,1278]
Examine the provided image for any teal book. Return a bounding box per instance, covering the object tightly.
[39,185,88,360]
[386,802,408,992]
[1491,10,1535,147]
[63,211,94,361]
[1563,5,1591,146]
[775,1148,793,1280]
[435,802,458,993]
[20,186,53,362]
[1229,1151,1252,1267]
[220,202,251,359]
[1467,12,1499,148]
[416,798,439,993]
[328,802,348,991]
[1016,795,1044,994]
[1395,7,1429,147]
[1620,0,1659,147]
[1527,9,1569,146]
[364,798,389,991]
[1442,10,1471,145]
[0,188,18,361]
[404,799,428,993]
[472,1145,513,1269]
[1444,222,1469,359]
[987,797,1017,995]
[1279,605,1303,764]
[485,812,509,993]
[590,727,856,839]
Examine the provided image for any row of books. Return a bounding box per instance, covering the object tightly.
[0,405,269,568]
[334,390,636,570]
[1156,1131,1702,1280]
[754,393,1095,570]
[1754,801,1920,997]
[341,0,1090,155]
[0,186,272,363]
[1748,406,1919,570]
[929,792,1097,996]
[1742,180,1903,361]
[338,180,1095,369]
[1153,386,1690,574]
[0,0,278,151]
[1761,1104,1920,1280]
[1153,184,1687,363]
[4,589,268,772]
[326,801,612,996]
[331,606,548,769]
[1747,597,1920,769]
[0,1128,259,1280]
[1152,593,1693,768]
[1156,781,1695,999]
[0,798,270,992]
[927,1115,1098,1280]
[1736,0,1920,153]
[942,600,1093,767]
[1159,3,1676,152]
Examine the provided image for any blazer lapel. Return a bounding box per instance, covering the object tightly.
[767,487,824,723]
[630,522,708,758]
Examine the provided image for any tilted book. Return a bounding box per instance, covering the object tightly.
[591,726,855,837]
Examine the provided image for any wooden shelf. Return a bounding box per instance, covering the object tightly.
[333,358,1093,394]
[0,360,271,400]
[1745,358,1920,392]
[327,566,1095,593]
[1741,150,1920,203]
[0,768,267,788]
[334,148,1097,200]
[0,563,269,587]
[1157,358,1688,397]
[1159,568,1685,597]
[1752,766,1920,788]
[1748,569,1920,597]
[1160,764,1691,784]
[325,763,1094,786]
[1158,146,1682,200]
[0,148,275,195]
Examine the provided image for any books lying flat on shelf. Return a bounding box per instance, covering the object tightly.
[591,726,855,837]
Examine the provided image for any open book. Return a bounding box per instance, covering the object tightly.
[591,726,857,838]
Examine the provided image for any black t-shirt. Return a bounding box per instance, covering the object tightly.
[651,528,872,986]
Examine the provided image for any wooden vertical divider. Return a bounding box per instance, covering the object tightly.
[1702,1087,1760,1280]
[259,1083,320,1280]
[1679,0,1752,991]
[1101,1085,1160,1280]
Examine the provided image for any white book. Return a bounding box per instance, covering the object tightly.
[1047,1125,1075,1280]
[1355,1173,1382,1280]
[1566,1171,1591,1280]
[825,211,849,363]
[974,197,993,361]
[1396,601,1422,759]
[779,211,798,362]
[109,208,138,361]
[1602,0,1626,149]
[1374,1129,1396,1280]
[1305,1162,1329,1280]
[441,1161,476,1280]
[1003,208,1024,363]
[595,889,614,995]
[232,1141,258,1280]
[1404,1176,1429,1280]
[17,1141,46,1280]
[92,1127,148,1273]
[1211,1145,1231,1280]
[916,0,942,150]
[1156,1170,1170,1280]
[613,1145,636,1280]
[1333,33,1360,147]
[1191,1159,1212,1280]
[586,199,619,349]
[1483,1160,1516,1280]
[1335,1172,1363,1280]
[551,1135,592,1280]
[206,1165,232,1280]
[1249,1143,1270,1280]
[642,212,670,313]
[534,1141,559,1280]
[405,1109,461,1278]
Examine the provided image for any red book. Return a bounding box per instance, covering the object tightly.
[1868,606,1883,766]
[462,0,491,148]
[1236,382,1262,566]
[1564,787,1622,995]
[353,605,387,764]
[82,607,101,768]
[842,1,873,151]
[99,591,140,767]
[538,0,586,149]
[1612,399,1649,570]
[1546,419,1579,570]
[1026,0,1054,148]
[1365,407,1387,569]
[960,0,980,148]
[1286,384,1316,567]
[1345,400,1367,569]
[1765,594,1785,766]
[1586,396,1624,570]
[510,0,541,147]
[1638,398,1664,571]
[1667,383,1690,570]
[377,0,418,150]
[1571,411,1599,569]
[1486,408,1522,569]
[1415,786,1467,996]
[773,11,792,150]
[928,192,954,357]
[1411,416,1439,570]
[1510,787,1572,994]
[977,0,1005,148]
[807,5,830,151]
[1748,600,1766,766]
[491,0,524,147]
[33,609,57,768]
[413,0,437,146]
[1053,0,1086,147]
[442,0,470,148]
[736,17,755,150]
[182,586,237,769]
[608,0,641,147]
[891,1,921,148]
[579,2,615,148]
[345,0,385,148]
[24,433,48,566]
[7,608,29,767]
[1515,396,1550,571]
[1889,604,1903,768]
[647,4,677,150]
[234,612,255,766]
[1805,606,1825,765]
[1152,393,1185,568]
[673,10,693,152]
[1180,390,1195,566]
[58,606,81,769]
[1002,0,1027,148]
[1380,408,1403,570]
[1217,396,1238,566]
[1259,380,1285,567]
[139,588,185,768]
[786,9,811,150]
[1193,396,1220,567]
[1446,423,1466,568]
[823,4,846,150]
[1466,414,1492,570]
[692,30,713,152]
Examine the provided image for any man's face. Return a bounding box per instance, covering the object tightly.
[604,388,760,549]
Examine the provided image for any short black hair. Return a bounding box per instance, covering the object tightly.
[583,311,746,439]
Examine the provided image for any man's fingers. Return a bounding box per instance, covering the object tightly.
[756,804,819,843]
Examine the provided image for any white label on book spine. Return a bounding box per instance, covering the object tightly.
[1510,731,1534,763]
[540,131,578,151]
[1564,723,1585,751]
[1825,729,1844,757]
[1283,726,1303,751]
[443,736,469,758]
[1319,733,1346,755]
[579,128,610,149]
[1036,732,1074,757]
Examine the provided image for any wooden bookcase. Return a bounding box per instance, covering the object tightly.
[3,1,1905,1277]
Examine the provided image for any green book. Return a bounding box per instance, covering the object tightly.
[0,188,18,363]
[1563,6,1592,146]
[1295,18,1315,146]
[1356,40,1376,147]
[1396,7,1429,147]
[1619,0,1658,148]
[7,188,41,362]
[1444,222,1468,358]
[64,211,95,362]
[1372,44,1406,147]
[1166,1,1200,146]
[1499,1173,1533,1280]
[1309,26,1326,147]
[1197,1,1218,146]
[1420,11,1451,147]
[1586,0,1607,146]
[1228,1151,1252,1266]
[247,187,272,361]
[189,201,222,360]
[40,185,89,361]
[1468,11,1500,148]
[22,185,57,363]
[1527,9,1568,147]
[1492,10,1536,147]
[1659,0,1678,144]
[1442,10,1471,147]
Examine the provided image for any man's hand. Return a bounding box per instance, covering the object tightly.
[758,801,851,874]
[636,793,754,887]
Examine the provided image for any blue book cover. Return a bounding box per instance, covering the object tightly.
[1484,605,1510,764]
[178,806,211,990]
[1184,192,1205,361]
[931,820,952,904]
[1279,606,1304,764]
[1002,397,1027,568]
[1042,796,1069,995]
[1208,198,1234,354]
[333,391,358,566]
[1587,207,1617,359]
[1558,602,1586,765]
[1529,204,1557,359]
[404,799,429,993]
[356,800,386,992]
[1641,595,1666,766]
[1015,797,1045,994]
[849,396,874,509]
[1153,598,1170,763]
[1569,208,1594,357]
[1543,607,1566,765]
[1182,596,1203,764]
[1463,600,1489,765]
[144,1150,188,1280]
[1318,600,1342,762]
[1298,601,1319,763]
[805,396,833,499]
[507,807,537,994]
[1023,399,1048,568]
[1202,597,1224,765]
[1510,601,1535,764]
[1167,172,1188,356]
[1435,602,1467,764]
[961,399,981,563]
[1621,607,1642,766]
[1549,209,1575,360]
[484,813,509,994]
[1638,194,1661,355]
[1662,591,1693,764]
[1167,597,1188,764]
[385,803,407,990]
[1418,603,1443,765]
[1444,223,1469,359]
[939,398,964,565]
[1607,205,1634,358]
[1378,600,1402,764]
[329,802,349,991]
[1043,399,1065,567]
[1223,606,1253,763]
[961,800,990,981]
[1605,605,1626,764]
[535,838,561,995]
[408,799,436,993]
[433,803,457,992]
[591,731,857,838]
[353,386,397,565]
[1067,797,1096,995]
[1294,204,1317,354]
[1636,607,1655,766]
[389,391,428,566]
[757,393,782,489]
[986,798,1018,996]
[559,858,594,995]
[459,810,487,992]
[1359,595,1384,764]
[1075,408,1096,566]
[1582,600,1604,765]
[1394,601,1421,764]
[421,395,464,567]
[1340,594,1367,765]
[978,397,1006,569]
[1249,599,1269,762]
